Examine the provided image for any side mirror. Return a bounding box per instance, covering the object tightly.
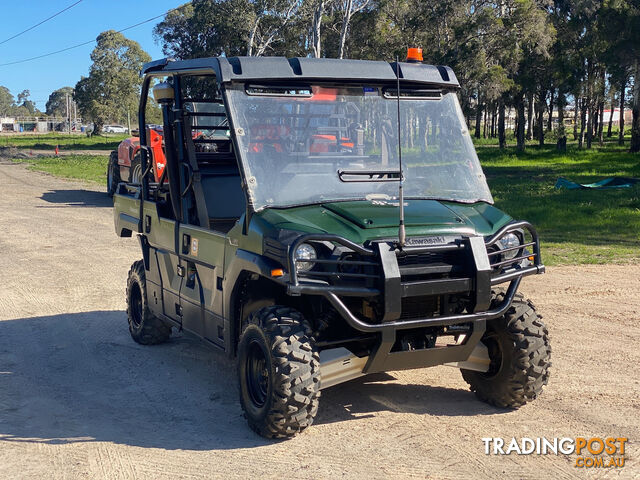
[153,82,174,104]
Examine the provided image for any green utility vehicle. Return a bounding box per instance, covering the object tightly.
[113,55,551,438]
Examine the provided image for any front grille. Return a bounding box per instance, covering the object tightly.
[297,251,381,286]
[397,249,469,280]
[397,251,454,266]
[400,295,440,320]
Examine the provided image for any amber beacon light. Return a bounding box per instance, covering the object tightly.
[406,47,423,63]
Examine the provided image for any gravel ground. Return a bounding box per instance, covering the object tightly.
[0,160,638,479]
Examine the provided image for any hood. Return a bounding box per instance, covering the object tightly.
[323,200,460,228]
[256,199,512,244]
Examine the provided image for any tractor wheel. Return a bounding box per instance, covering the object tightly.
[461,290,551,408]
[238,306,321,439]
[126,260,171,345]
[130,154,143,185]
[107,151,120,197]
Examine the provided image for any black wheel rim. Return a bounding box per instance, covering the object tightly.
[130,283,143,328]
[481,332,503,378]
[245,340,269,408]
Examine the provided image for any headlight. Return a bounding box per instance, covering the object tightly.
[497,233,521,260]
[294,243,317,271]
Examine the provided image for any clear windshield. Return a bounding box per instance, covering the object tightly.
[225,85,493,210]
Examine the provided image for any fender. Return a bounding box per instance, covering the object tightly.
[222,248,283,357]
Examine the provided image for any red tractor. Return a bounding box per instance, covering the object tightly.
[107,126,166,197]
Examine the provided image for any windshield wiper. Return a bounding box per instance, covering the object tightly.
[337,169,401,183]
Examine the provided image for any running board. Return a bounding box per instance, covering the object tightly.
[319,348,368,389]
[319,341,490,390]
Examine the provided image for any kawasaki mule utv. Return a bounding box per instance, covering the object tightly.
[112,53,551,438]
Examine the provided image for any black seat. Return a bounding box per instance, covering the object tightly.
[200,164,246,232]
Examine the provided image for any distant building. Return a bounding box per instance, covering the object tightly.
[0,117,18,132]
[601,108,633,124]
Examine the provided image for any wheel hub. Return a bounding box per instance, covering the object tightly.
[129,283,143,328]
[246,340,269,408]
[481,333,503,378]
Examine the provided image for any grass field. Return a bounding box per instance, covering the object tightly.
[0,132,127,151]
[10,154,109,184]
[7,133,639,266]
[478,143,640,265]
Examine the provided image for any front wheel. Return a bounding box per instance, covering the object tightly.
[238,306,321,438]
[461,291,551,408]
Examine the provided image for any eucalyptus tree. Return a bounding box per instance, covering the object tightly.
[74,31,150,132]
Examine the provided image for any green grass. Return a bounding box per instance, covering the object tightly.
[0,133,127,151]
[477,143,640,265]
[11,154,109,184]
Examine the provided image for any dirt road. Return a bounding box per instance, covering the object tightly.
[0,160,638,479]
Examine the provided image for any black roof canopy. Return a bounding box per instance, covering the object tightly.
[142,56,460,89]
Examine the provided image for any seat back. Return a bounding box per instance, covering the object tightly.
[200,164,246,221]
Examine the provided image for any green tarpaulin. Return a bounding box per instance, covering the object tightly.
[555,177,640,190]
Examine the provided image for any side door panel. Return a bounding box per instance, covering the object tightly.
[142,203,183,324]
[178,224,226,347]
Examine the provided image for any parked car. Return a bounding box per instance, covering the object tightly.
[103,125,128,134]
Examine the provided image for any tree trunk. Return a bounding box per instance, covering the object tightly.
[312,0,325,58]
[586,101,593,149]
[631,60,640,153]
[474,95,482,138]
[491,105,496,137]
[607,89,615,137]
[556,91,567,151]
[547,89,554,132]
[579,96,587,149]
[516,96,526,151]
[338,0,352,59]
[537,92,546,146]
[247,17,260,56]
[498,99,506,149]
[598,100,605,146]
[573,95,579,140]
[526,92,533,140]
[619,75,626,145]
[483,103,488,138]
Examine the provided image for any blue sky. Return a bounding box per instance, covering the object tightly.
[0,0,185,111]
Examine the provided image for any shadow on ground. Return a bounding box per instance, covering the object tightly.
[40,189,112,208]
[0,311,501,451]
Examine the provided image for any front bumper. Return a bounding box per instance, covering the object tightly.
[283,220,544,373]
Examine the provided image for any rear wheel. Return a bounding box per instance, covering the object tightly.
[107,151,120,197]
[238,306,321,438]
[130,154,143,184]
[461,290,551,408]
[126,260,171,345]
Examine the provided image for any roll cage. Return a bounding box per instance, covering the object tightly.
[135,56,462,227]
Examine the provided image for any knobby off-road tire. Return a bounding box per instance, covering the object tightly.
[461,290,551,408]
[126,260,171,345]
[107,151,120,197]
[238,306,321,439]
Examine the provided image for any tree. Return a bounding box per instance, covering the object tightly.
[46,87,74,117]
[74,30,151,132]
[0,86,15,116]
[247,0,302,56]
[336,0,371,58]
[14,89,37,115]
